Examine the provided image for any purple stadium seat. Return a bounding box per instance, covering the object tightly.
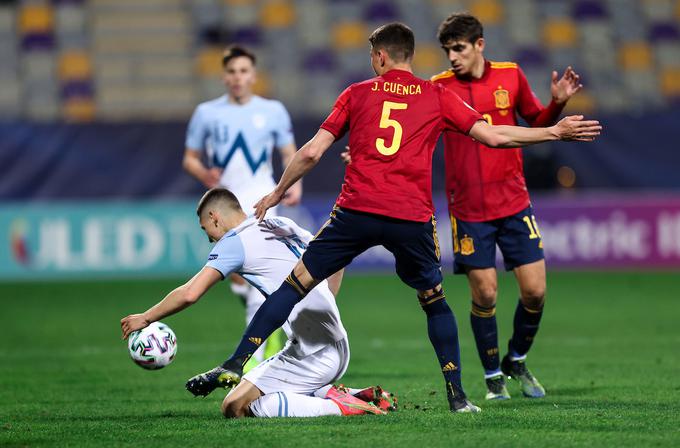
[233,26,263,46]
[21,33,55,51]
[303,49,336,73]
[573,0,608,20]
[649,23,680,42]
[514,47,546,68]
[61,79,93,100]
[364,0,399,22]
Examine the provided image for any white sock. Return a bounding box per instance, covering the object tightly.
[245,287,268,362]
[249,392,341,417]
[230,281,251,297]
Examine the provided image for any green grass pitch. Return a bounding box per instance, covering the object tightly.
[2,272,679,447]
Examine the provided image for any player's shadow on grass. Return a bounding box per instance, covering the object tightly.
[544,386,598,397]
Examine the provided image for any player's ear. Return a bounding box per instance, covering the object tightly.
[475,37,485,53]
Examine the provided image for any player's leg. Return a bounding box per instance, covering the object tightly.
[451,214,509,400]
[221,379,262,418]
[247,338,383,417]
[242,285,286,372]
[496,206,546,398]
[186,208,376,397]
[384,215,479,413]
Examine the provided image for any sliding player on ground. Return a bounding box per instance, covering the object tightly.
[121,188,395,418]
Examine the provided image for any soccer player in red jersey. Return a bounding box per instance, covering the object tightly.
[431,13,584,400]
[184,23,600,413]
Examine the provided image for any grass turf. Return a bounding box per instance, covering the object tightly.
[1,272,679,447]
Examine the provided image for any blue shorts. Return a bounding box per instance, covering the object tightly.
[450,205,544,274]
[302,207,443,291]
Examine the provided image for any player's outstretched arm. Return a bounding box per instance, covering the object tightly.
[254,129,336,221]
[120,267,222,339]
[278,142,303,206]
[469,115,601,148]
[182,149,222,188]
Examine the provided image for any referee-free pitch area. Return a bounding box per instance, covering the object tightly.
[2,272,679,447]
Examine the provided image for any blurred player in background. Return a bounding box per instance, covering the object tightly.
[121,188,396,418]
[184,23,600,413]
[432,13,583,400]
[182,45,301,370]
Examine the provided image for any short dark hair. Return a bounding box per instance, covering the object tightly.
[437,13,484,45]
[196,188,243,217]
[222,45,256,67]
[368,22,415,62]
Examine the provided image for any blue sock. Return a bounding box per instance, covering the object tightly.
[223,274,307,369]
[508,299,544,358]
[470,302,501,376]
[419,291,464,394]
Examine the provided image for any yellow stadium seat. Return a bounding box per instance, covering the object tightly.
[563,90,596,114]
[542,19,577,48]
[660,67,680,96]
[259,0,295,29]
[224,0,256,5]
[58,51,92,81]
[196,47,225,77]
[332,22,369,51]
[63,98,96,122]
[19,4,54,34]
[253,70,271,97]
[619,42,653,71]
[413,44,442,75]
[470,0,503,25]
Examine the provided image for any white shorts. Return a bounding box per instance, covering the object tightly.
[243,338,350,396]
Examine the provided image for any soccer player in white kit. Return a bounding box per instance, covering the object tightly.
[182,46,301,368]
[121,188,395,418]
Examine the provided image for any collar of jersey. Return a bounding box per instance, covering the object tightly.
[382,69,414,80]
[221,216,257,241]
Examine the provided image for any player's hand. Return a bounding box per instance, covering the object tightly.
[254,190,284,222]
[281,182,302,206]
[553,115,601,142]
[551,66,583,105]
[121,314,150,340]
[340,145,351,165]
[203,168,222,188]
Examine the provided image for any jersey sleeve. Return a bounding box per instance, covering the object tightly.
[439,86,484,134]
[516,66,564,127]
[185,105,208,151]
[319,86,352,139]
[272,101,295,148]
[204,236,246,278]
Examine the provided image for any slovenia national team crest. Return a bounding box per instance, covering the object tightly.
[460,235,475,256]
[494,86,510,116]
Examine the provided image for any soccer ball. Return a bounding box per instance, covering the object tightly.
[127,321,177,370]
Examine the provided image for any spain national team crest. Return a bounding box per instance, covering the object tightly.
[460,236,475,256]
[494,86,510,110]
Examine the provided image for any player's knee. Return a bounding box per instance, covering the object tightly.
[221,397,248,419]
[520,287,546,309]
[474,285,497,307]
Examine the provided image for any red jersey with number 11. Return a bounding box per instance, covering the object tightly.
[321,69,482,223]
[432,60,563,222]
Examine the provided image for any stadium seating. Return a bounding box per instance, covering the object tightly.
[1,0,680,120]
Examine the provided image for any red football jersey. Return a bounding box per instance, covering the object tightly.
[432,60,563,222]
[321,69,482,222]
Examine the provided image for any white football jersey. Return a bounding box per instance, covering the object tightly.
[205,216,348,357]
[185,95,295,212]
